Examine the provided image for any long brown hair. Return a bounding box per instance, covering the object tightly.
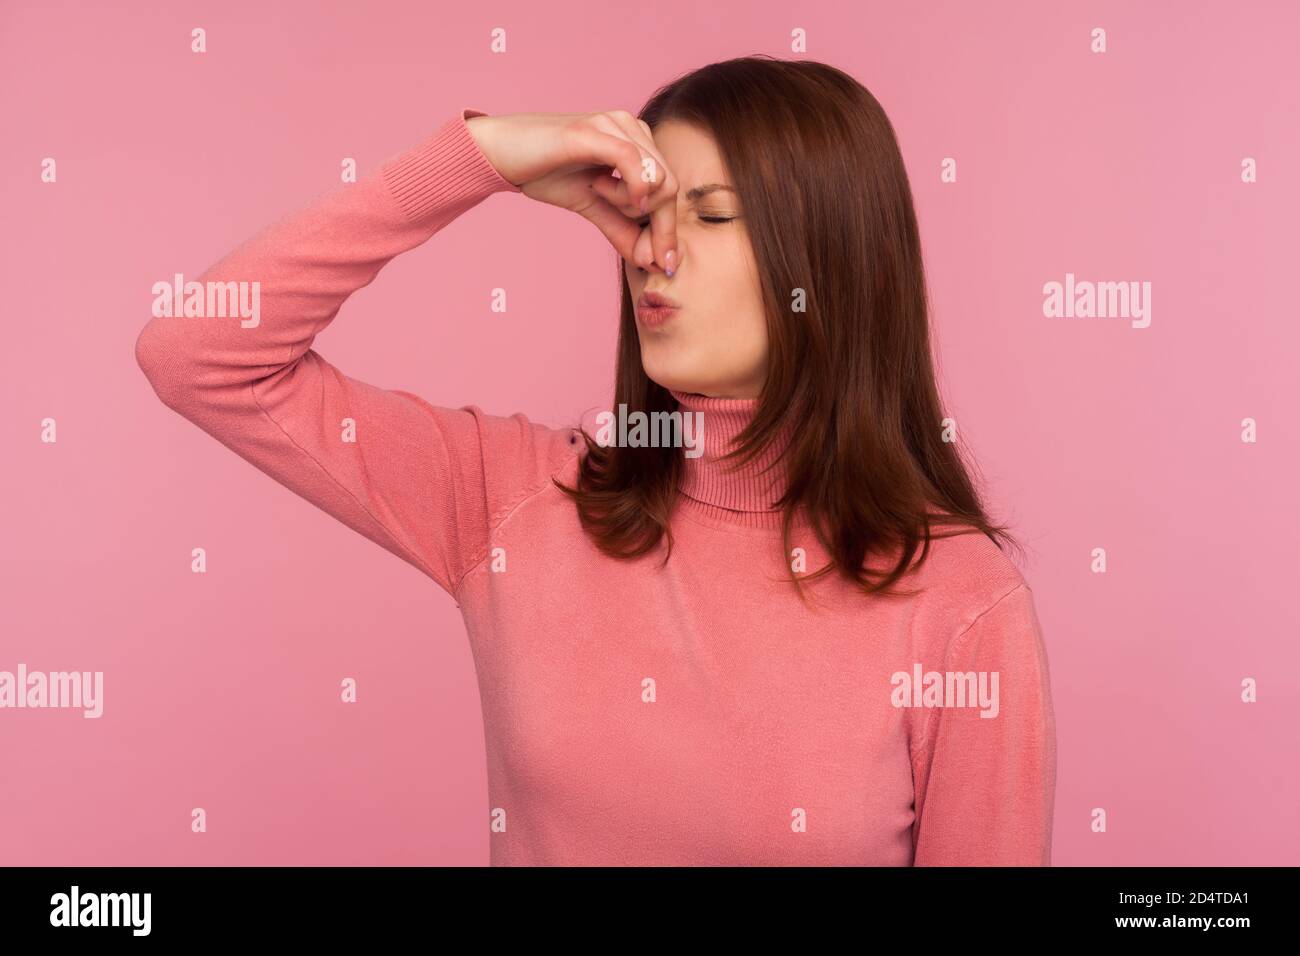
[554,55,1021,598]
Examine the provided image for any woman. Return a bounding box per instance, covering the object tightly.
[136,56,1056,866]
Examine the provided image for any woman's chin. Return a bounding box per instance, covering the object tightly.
[639,350,692,394]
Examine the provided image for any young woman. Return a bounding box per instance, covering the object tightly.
[136,56,1056,866]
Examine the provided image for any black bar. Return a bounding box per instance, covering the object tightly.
[0,865,1284,941]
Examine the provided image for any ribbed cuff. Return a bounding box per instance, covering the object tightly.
[381,106,522,223]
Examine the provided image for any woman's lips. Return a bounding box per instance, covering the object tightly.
[637,290,681,328]
[636,304,680,328]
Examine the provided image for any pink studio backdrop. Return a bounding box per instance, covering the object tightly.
[3,0,1298,866]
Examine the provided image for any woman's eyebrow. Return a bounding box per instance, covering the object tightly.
[685,184,737,202]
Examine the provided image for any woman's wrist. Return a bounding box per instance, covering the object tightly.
[465,114,512,185]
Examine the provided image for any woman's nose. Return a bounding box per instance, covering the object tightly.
[633,225,682,275]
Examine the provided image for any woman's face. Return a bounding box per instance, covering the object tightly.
[623,120,768,400]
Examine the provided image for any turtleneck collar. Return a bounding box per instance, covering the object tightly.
[668,388,795,526]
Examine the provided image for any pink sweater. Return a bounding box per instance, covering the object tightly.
[135,107,1057,866]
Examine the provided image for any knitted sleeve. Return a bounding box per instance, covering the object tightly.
[134,108,576,597]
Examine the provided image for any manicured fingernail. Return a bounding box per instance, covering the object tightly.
[665,249,676,276]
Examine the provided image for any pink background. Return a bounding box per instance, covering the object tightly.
[3,0,1298,865]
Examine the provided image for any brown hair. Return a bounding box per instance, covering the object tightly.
[554,55,1022,598]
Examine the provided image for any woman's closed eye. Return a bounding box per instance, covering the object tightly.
[634,214,736,227]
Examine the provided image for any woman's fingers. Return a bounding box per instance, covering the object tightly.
[589,171,644,217]
[563,119,656,211]
[544,112,679,274]
[600,112,679,275]
[572,173,645,264]
[586,175,667,272]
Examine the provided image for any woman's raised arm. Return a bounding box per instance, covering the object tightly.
[136,109,551,596]
[135,106,680,596]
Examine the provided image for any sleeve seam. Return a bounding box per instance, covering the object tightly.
[450,438,580,599]
[246,375,448,591]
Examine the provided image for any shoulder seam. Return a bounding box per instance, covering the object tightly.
[910,580,1031,770]
[952,581,1030,647]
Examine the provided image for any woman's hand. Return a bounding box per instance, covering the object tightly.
[466,111,679,275]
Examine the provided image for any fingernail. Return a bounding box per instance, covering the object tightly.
[665,249,676,277]
[639,195,649,214]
